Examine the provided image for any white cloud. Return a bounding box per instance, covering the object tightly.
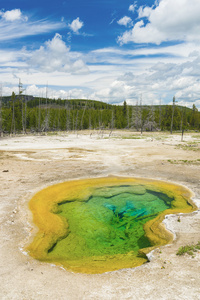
[28,33,89,74]
[68,17,84,33]
[118,0,200,45]
[0,12,65,41]
[0,9,27,22]
[1,83,88,100]
[117,16,133,27]
[1,35,200,108]
[129,3,137,13]
[138,6,153,18]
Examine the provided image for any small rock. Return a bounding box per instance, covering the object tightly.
[3,170,9,172]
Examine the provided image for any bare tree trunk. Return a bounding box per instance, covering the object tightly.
[67,106,71,132]
[57,105,60,131]
[140,97,143,135]
[170,96,176,134]
[19,79,25,134]
[11,92,16,135]
[180,108,185,142]
[181,129,184,142]
[24,94,27,134]
[38,97,41,134]
[98,110,103,137]
[45,84,48,135]
[21,97,24,134]
[80,101,87,130]
[109,109,114,137]
[159,98,162,129]
[0,84,3,137]
[75,110,79,136]
[127,105,130,129]
[135,100,140,131]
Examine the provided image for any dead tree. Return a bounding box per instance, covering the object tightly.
[80,101,87,130]
[19,79,25,134]
[0,84,2,137]
[109,109,115,137]
[159,98,162,129]
[180,107,187,142]
[45,84,48,134]
[75,110,79,136]
[134,100,141,131]
[38,97,41,134]
[170,96,176,134]
[24,94,27,134]
[127,104,130,129]
[11,92,16,135]
[146,103,156,131]
[65,101,71,132]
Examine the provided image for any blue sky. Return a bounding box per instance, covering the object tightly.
[1,0,200,108]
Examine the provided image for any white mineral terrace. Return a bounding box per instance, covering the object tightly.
[0,131,200,300]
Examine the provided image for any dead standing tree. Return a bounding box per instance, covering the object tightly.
[11,92,16,135]
[170,96,177,134]
[109,109,115,137]
[44,84,49,134]
[65,101,71,132]
[134,100,141,131]
[80,101,87,130]
[180,107,187,142]
[146,103,156,131]
[37,96,41,134]
[19,79,25,134]
[159,98,162,130]
[0,84,2,137]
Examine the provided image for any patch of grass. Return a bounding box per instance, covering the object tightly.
[176,142,200,151]
[47,132,58,136]
[167,159,200,165]
[192,135,200,139]
[121,135,144,140]
[176,242,200,257]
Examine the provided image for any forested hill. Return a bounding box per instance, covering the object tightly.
[0,94,199,134]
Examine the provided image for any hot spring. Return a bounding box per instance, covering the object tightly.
[27,177,196,274]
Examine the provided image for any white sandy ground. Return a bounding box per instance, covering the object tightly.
[0,130,200,300]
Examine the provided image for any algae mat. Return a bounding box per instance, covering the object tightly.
[27,177,196,274]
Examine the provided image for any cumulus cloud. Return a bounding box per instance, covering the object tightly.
[25,85,87,100]
[116,54,200,107]
[84,46,200,107]
[1,32,200,108]
[138,6,153,18]
[117,16,133,27]
[28,33,89,74]
[68,17,84,33]
[129,3,137,13]
[2,83,89,100]
[118,0,200,45]
[0,9,27,22]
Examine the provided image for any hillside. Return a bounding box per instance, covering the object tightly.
[0,95,199,134]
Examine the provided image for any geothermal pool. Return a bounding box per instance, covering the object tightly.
[27,177,196,274]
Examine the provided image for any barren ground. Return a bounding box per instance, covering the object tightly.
[0,130,200,300]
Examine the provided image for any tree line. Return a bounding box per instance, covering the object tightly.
[0,92,199,135]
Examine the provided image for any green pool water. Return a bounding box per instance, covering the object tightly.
[47,185,173,260]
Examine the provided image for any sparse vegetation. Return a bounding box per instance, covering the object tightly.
[176,242,200,257]
[176,142,200,151]
[167,159,200,165]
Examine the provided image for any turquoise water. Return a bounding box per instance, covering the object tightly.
[48,185,174,260]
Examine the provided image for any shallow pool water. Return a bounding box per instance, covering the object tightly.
[49,185,173,260]
[27,177,196,273]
